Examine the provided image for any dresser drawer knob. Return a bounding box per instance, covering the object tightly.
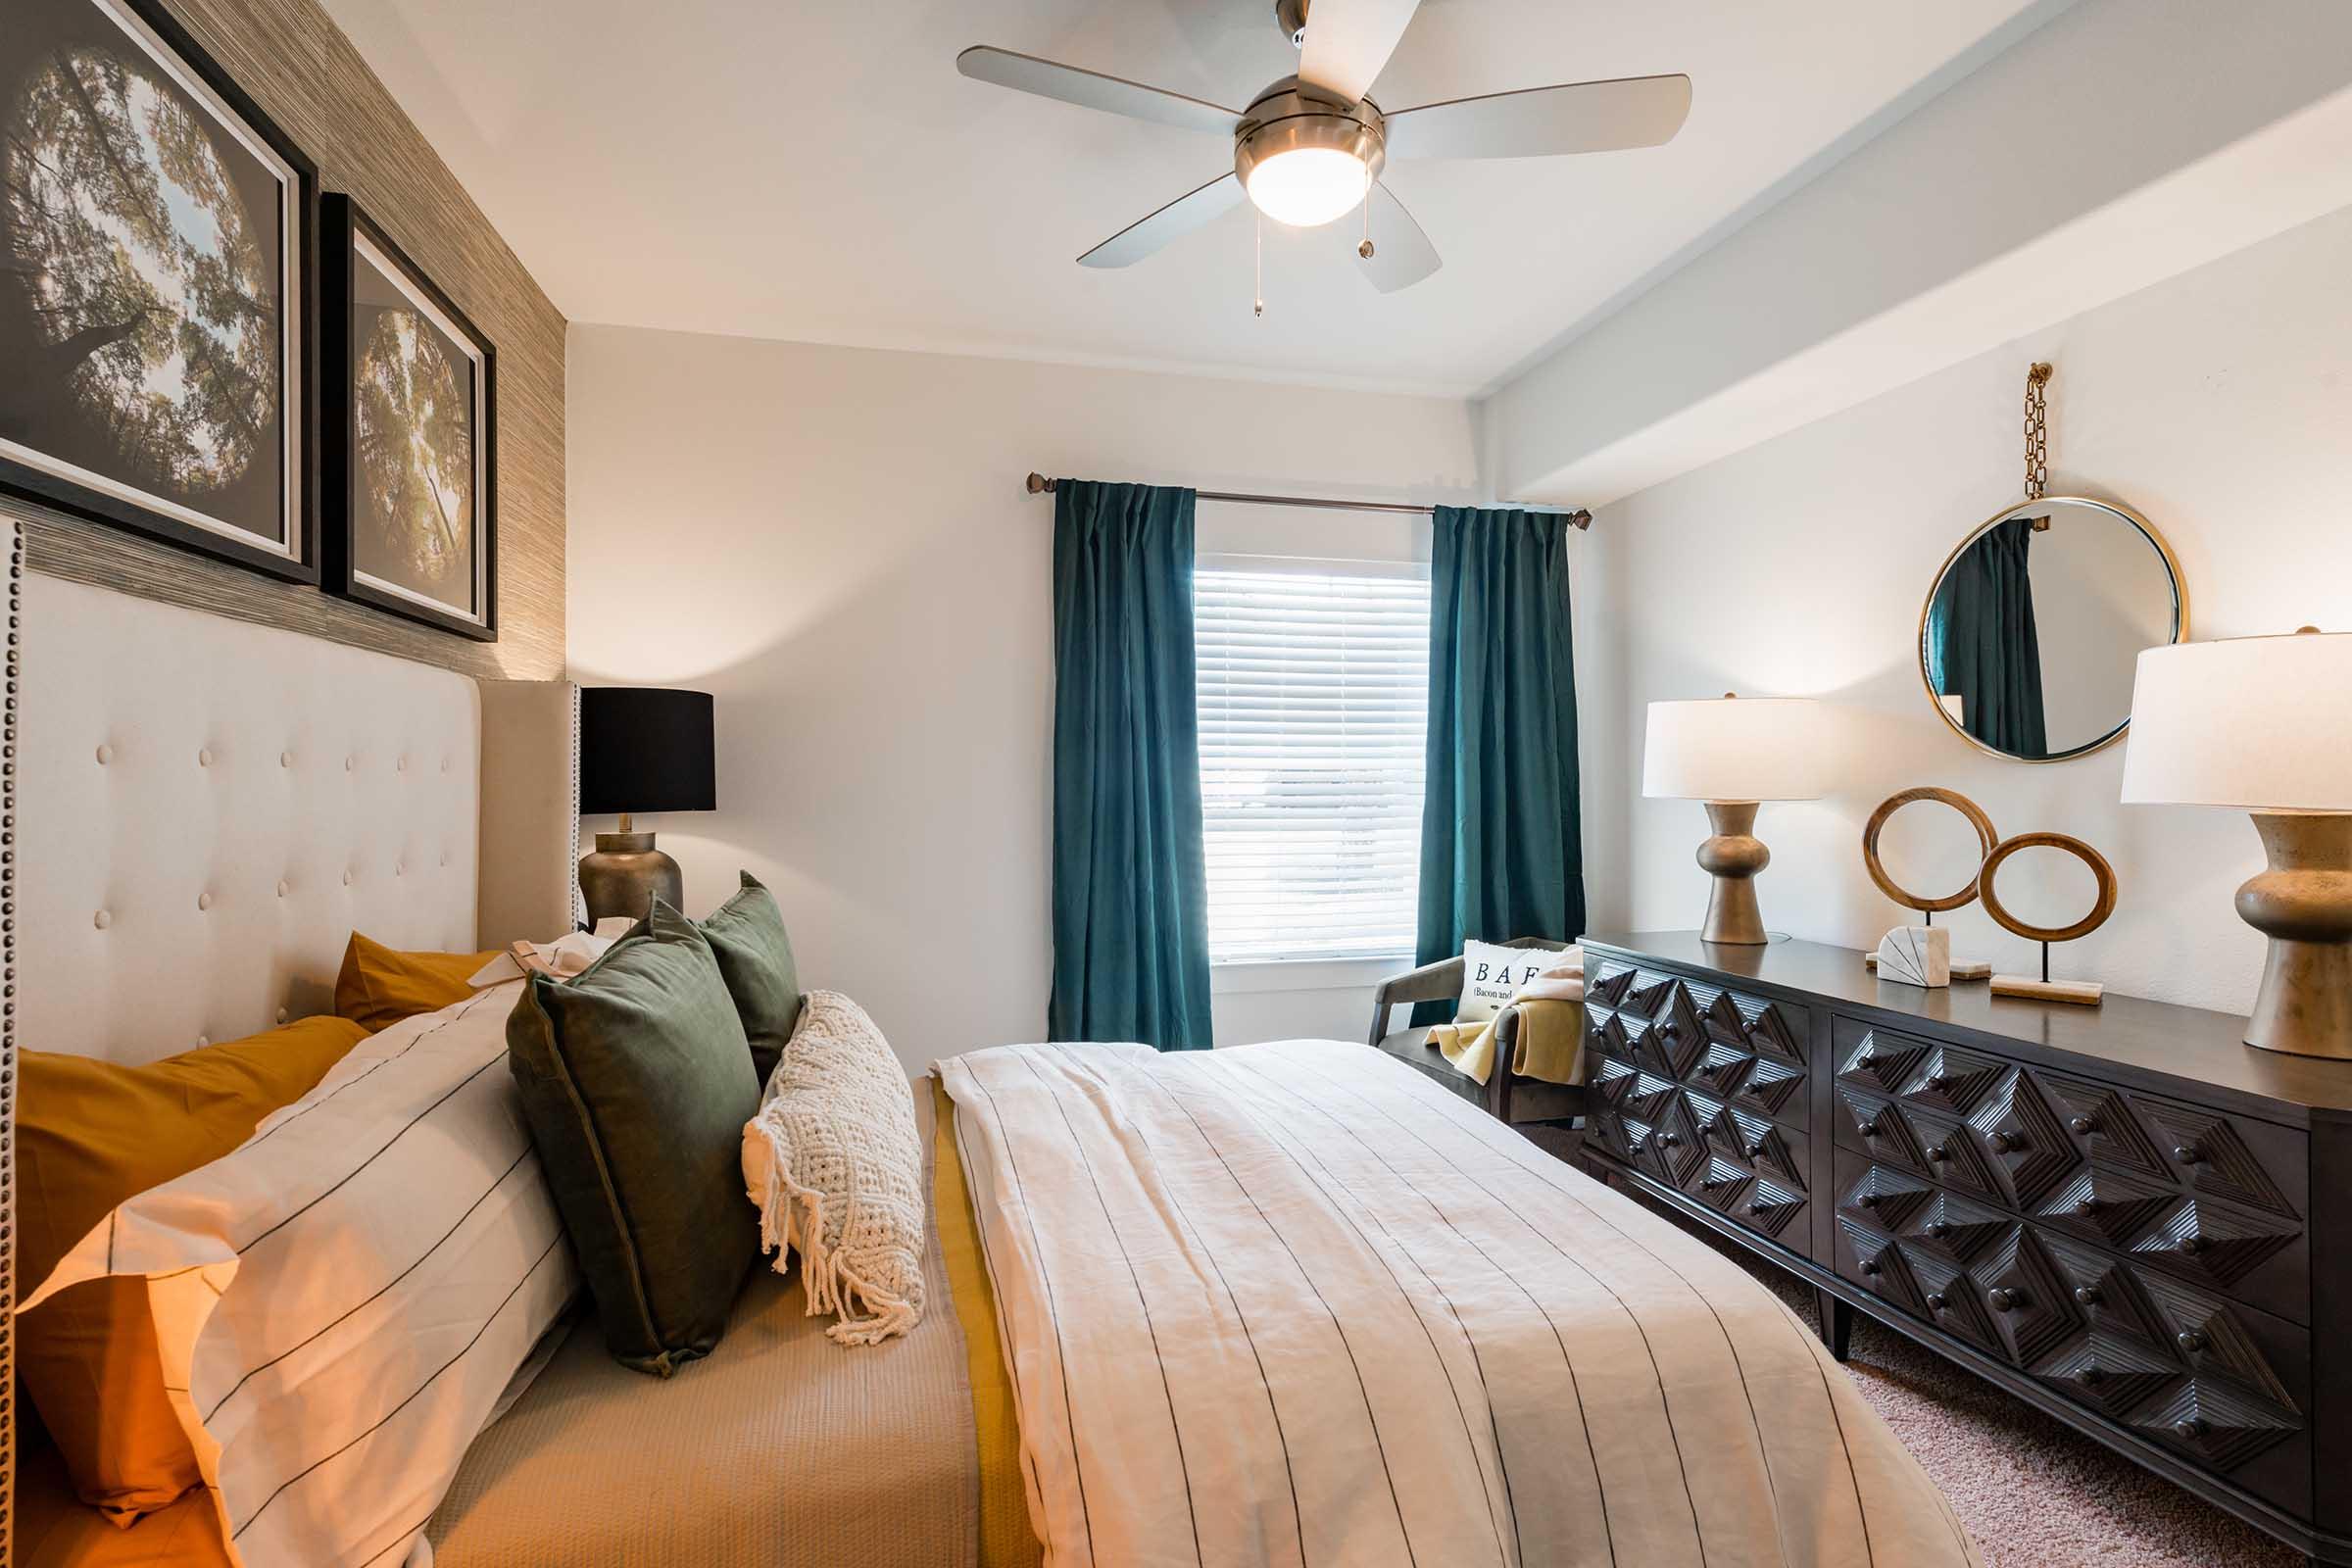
[1859,1257,1882,1277]
[1699,1176,1723,1192]
[1747,1141,1769,1160]
[2175,1417,2208,1442]
[1926,1292,1947,1311]
[1989,1130,2022,1153]
[2180,1234,2210,1256]
[1927,1073,1952,1094]
[1857,1118,1880,1138]
[2068,1114,2098,1135]
[1659,1132,1682,1148]
[1925,1220,1952,1240]
[2074,1285,2102,1306]
[1928,1144,1951,1163]
[1857,1051,1880,1070]
[2177,1329,2207,1354]
[1745,1201,1765,1217]
[2082,1365,2107,1387]
[1987,1287,2021,1312]
[1628,1139,1646,1155]
[1858,1191,1883,1208]
[2173,1144,2204,1166]
[2076,1196,2102,1214]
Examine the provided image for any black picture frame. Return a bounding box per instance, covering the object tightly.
[320,195,498,641]
[0,0,320,583]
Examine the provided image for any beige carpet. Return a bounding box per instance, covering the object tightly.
[1642,1190,2304,1568]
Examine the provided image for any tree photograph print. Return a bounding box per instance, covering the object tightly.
[351,235,480,620]
[0,0,308,575]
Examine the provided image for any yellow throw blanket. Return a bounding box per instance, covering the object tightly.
[1429,976,1588,1087]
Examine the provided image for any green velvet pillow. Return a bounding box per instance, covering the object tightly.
[700,871,804,1088]
[506,900,760,1375]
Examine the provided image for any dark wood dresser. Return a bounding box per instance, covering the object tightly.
[1579,931,2352,1566]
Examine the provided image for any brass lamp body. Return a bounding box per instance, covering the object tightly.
[2237,812,2352,1058]
[577,814,683,927]
[1696,801,1771,946]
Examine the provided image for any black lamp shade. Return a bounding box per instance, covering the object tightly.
[579,688,715,815]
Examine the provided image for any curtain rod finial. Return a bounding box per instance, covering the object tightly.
[1569,509,1592,531]
[1026,471,1055,495]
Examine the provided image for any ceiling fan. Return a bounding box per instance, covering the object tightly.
[956,0,1690,294]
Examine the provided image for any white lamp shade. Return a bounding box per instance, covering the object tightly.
[2121,632,2352,810]
[1642,697,1830,802]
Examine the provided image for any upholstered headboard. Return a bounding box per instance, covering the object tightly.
[21,572,489,1064]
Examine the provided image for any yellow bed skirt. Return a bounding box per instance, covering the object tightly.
[933,1076,1048,1568]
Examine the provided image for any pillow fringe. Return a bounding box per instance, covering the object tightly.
[748,1120,919,1347]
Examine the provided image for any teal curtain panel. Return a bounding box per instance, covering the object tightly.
[1413,506,1586,1024]
[1048,480,1213,1050]
[1927,517,2047,756]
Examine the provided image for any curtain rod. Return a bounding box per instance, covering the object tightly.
[1023,471,1592,530]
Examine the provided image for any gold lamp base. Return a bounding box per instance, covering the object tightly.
[578,822,683,928]
[1697,801,1770,946]
[2237,812,2352,1058]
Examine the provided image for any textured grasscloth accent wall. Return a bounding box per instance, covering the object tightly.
[7,0,564,679]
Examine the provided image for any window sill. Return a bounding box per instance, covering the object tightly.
[1209,956,1410,996]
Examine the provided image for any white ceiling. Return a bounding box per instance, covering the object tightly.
[319,0,2047,397]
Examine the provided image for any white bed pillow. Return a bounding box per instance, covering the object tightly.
[1455,939,1566,1023]
[741,991,926,1346]
[25,983,577,1568]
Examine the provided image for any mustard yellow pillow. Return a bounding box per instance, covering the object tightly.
[334,932,499,1033]
[19,1016,368,1523]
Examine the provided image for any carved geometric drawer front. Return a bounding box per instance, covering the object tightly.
[1590,950,1806,1123]
[1586,958,1813,1250]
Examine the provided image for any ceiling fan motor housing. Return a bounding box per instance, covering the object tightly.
[1234,77,1387,216]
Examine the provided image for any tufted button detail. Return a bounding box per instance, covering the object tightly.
[276,1007,289,1025]
[396,860,404,877]
[345,756,354,772]
[198,748,212,767]
[196,1035,210,1049]
[280,751,293,768]
[93,909,112,930]
[441,757,451,773]
[197,892,213,911]
[276,880,289,898]
[397,757,407,772]
[96,744,114,765]
[342,869,353,886]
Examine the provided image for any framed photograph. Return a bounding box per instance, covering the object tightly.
[321,195,496,640]
[0,0,318,581]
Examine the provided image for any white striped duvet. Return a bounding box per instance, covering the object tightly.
[27,984,577,1568]
[938,1038,1980,1568]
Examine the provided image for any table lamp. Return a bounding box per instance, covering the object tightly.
[1642,695,1829,945]
[577,687,715,925]
[2122,629,2352,1057]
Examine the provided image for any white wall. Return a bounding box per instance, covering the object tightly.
[1579,201,2352,1017]
[565,326,1481,1069]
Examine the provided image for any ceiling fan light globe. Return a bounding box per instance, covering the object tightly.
[1244,147,1367,227]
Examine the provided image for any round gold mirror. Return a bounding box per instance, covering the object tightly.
[1919,497,2185,763]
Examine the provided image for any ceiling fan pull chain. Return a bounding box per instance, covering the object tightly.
[1359,172,1375,261]
[1253,209,1265,318]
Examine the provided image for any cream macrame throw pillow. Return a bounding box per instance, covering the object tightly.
[740,991,926,1346]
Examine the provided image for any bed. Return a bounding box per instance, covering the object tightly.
[13,557,1979,1568]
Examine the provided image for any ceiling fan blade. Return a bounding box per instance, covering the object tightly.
[1358,181,1440,293]
[1385,74,1690,160]
[956,46,1240,136]
[1079,172,1247,269]
[1296,0,1422,105]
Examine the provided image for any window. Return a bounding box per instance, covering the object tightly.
[1195,558,1430,964]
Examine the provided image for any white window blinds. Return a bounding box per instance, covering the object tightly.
[1195,559,1431,964]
